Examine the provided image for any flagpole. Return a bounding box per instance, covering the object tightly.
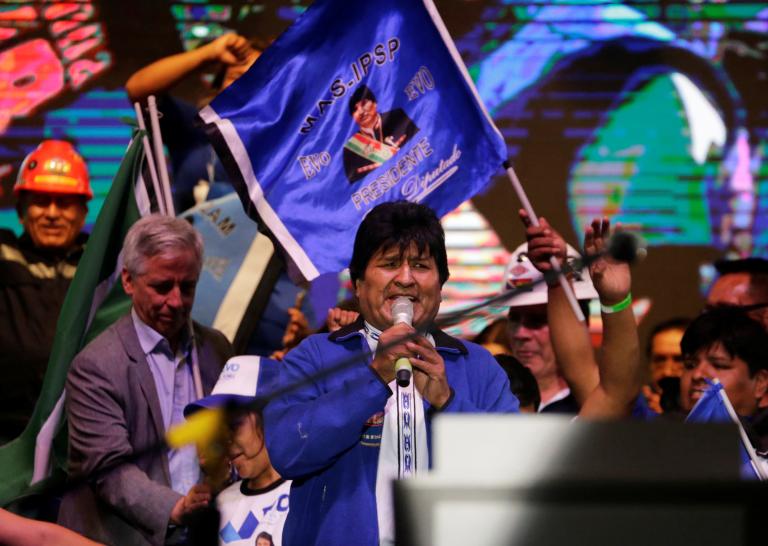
[133,103,165,215]
[717,383,767,481]
[147,95,176,217]
[504,161,585,322]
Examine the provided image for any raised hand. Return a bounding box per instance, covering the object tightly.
[282,307,310,349]
[584,217,631,306]
[204,33,254,65]
[370,322,415,384]
[326,307,359,332]
[519,209,566,275]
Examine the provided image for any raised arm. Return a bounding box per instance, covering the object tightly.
[520,210,599,406]
[578,218,643,418]
[125,33,254,102]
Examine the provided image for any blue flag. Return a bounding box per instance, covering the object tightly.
[685,379,766,480]
[181,193,278,351]
[200,0,506,280]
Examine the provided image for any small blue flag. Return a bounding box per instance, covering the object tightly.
[685,379,766,480]
[200,0,506,280]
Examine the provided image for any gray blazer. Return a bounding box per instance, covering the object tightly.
[58,314,233,546]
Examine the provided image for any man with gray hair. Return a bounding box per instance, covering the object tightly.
[59,215,233,546]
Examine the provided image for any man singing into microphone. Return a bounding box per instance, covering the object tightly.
[264,201,520,546]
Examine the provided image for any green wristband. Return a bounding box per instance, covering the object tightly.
[600,292,632,314]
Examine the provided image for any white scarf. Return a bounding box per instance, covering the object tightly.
[363,322,429,545]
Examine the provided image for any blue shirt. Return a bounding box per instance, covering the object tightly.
[131,309,200,495]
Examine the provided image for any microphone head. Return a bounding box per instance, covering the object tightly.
[391,296,413,325]
[608,231,647,264]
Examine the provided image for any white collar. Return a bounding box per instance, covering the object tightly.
[538,387,571,412]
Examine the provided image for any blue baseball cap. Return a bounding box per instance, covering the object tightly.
[184,355,280,417]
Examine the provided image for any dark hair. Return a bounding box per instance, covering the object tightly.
[714,257,768,276]
[255,531,274,545]
[645,317,691,358]
[349,201,448,286]
[495,354,540,411]
[680,308,768,376]
[348,84,377,115]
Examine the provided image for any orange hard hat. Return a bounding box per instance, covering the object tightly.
[14,140,92,200]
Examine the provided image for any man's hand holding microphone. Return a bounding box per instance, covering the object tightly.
[370,297,451,409]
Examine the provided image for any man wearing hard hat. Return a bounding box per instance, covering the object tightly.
[0,140,92,441]
[503,241,598,413]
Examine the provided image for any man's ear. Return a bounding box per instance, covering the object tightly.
[121,267,134,296]
[353,277,361,298]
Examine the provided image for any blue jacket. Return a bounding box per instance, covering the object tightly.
[264,318,519,545]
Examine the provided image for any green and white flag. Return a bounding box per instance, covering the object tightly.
[0,134,148,504]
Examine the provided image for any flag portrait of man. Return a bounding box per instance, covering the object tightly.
[343,85,419,183]
[201,0,508,279]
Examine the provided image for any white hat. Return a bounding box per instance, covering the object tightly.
[183,355,279,417]
[502,242,598,307]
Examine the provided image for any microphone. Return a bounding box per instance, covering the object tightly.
[607,231,647,264]
[392,297,413,387]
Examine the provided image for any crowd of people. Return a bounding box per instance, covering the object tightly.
[2,31,767,546]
